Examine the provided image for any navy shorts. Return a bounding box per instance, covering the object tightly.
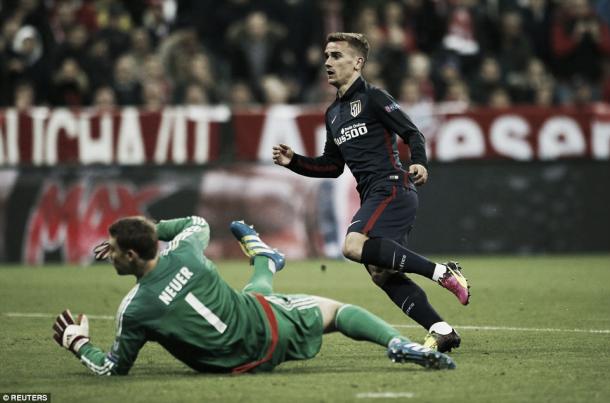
[347,184,418,246]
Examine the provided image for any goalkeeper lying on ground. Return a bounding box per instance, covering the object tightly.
[53,216,455,374]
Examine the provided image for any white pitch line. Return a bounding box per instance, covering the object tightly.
[4,312,610,334]
[392,324,610,334]
[356,392,414,399]
[4,312,114,320]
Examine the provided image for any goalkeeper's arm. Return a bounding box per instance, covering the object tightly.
[53,310,144,375]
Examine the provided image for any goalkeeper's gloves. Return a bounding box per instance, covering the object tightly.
[93,240,110,261]
[53,309,90,355]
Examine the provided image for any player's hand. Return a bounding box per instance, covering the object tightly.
[409,164,428,186]
[272,144,294,166]
[53,309,90,355]
[93,240,110,261]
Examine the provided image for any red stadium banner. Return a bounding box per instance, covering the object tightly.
[0,104,609,165]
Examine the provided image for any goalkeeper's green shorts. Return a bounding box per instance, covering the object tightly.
[257,294,324,371]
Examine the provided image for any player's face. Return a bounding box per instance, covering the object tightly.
[108,237,136,276]
[324,41,363,88]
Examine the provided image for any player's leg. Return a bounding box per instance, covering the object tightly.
[230,220,285,295]
[344,186,470,305]
[313,296,455,369]
[367,265,461,353]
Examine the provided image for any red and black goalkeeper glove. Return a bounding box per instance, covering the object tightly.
[53,309,90,355]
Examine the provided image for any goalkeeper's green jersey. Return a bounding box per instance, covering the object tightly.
[77,216,275,375]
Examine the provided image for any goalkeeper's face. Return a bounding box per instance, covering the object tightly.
[108,237,140,276]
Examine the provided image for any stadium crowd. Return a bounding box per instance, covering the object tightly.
[1,0,609,109]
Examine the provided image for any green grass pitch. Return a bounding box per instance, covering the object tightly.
[1,255,609,403]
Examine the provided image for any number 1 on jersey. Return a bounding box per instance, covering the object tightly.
[185,292,227,333]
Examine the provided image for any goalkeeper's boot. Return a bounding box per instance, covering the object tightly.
[388,338,456,370]
[423,329,461,353]
[230,220,285,271]
[438,261,470,305]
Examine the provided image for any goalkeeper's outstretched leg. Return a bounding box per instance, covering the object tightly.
[312,296,456,370]
[230,220,285,295]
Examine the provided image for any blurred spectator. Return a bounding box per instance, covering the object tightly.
[94,1,132,59]
[440,0,484,76]
[52,24,90,69]
[14,81,36,110]
[182,83,209,105]
[49,57,89,106]
[92,85,117,111]
[399,78,422,105]
[377,2,411,95]
[498,11,533,97]
[6,25,49,103]
[534,82,556,106]
[551,0,610,82]
[86,37,114,90]
[470,56,504,105]
[432,56,463,102]
[442,79,471,106]
[159,28,206,88]
[406,52,435,101]
[130,27,153,66]
[488,87,512,108]
[112,54,141,105]
[141,55,171,101]
[142,0,175,46]
[172,53,219,103]
[141,79,166,111]
[520,58,557,105]
[403,0,445,53]
[521,0,554,64]
[227,11,291,102]
[261,75,291,105]
[229,81,256,107]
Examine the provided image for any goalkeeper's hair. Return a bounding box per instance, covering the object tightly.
[109,216,158,260]
[326,32,369,61]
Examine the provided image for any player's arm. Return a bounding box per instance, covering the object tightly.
[370,89,428,184]
[272,123,345,178]
[53,309,145,375]
[156,216,210,251]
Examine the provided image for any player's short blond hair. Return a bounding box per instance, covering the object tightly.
[326,32,370,61]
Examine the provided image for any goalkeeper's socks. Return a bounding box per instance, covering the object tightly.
[380,273,443,329]
[334,304,403,347]
[361,237,435,279]
[242,256,274,295]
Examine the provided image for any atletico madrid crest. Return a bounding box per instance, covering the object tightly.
[350,100,361,117]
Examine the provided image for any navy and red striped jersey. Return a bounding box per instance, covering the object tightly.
[287,76,427,198]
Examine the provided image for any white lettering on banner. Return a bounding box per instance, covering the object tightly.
[46,109,78,165]
[0,109,19,165]
[154,107,230,164]
[117,108,145,165]
[592,120,610,159]
[436,117,485,161]
[31,107,49,166]
[257,105,306,161]
[490,115,533,160]
[155,108,187,164]
[538,117,586,160]
[188,106,230,163]
[78,112,114,164]
[315,124,326,155]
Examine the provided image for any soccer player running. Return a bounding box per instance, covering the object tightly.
[272,33,470,352]
[52,216,455,375]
